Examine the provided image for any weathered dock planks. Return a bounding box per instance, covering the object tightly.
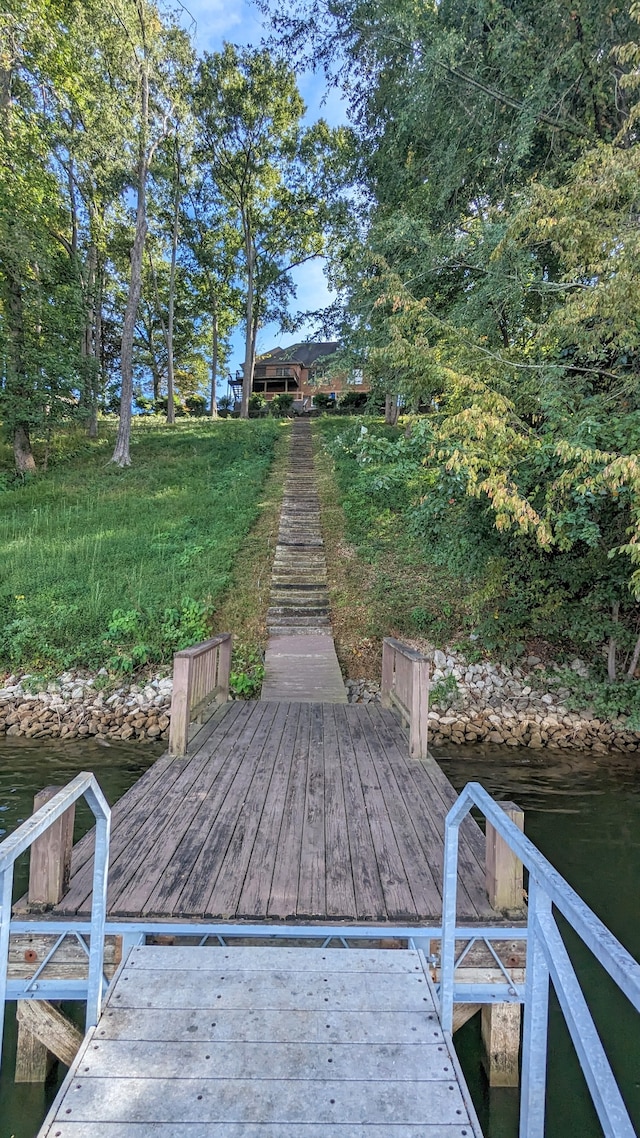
[39,945,482,1137]
[52,700,493,924]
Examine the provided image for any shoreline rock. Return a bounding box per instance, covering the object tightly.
[0,670,172,743]
[2,650,638,754]
[345,651,640,754]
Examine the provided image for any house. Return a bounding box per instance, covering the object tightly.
[231,342,368,410]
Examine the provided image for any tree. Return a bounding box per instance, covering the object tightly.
[0,1,89,472]
[110,2,192,465]
[267,0,640,670]
[180,177,243,418]
[194,45,336,418]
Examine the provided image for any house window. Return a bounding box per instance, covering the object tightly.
[275,367,293,377]
[254,366,266,378]
[353,369,363,385]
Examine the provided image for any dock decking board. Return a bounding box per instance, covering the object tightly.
[40,946,481,1137]
[53,701,492,924]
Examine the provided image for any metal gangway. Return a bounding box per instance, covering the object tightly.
[0,774,639,1136]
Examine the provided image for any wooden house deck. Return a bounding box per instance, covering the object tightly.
[52,700,494,925]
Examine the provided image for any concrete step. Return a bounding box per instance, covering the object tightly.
[267,608,330,619]
[266,625,334,637]
[268,614,331,627]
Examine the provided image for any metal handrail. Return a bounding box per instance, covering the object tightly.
[441,782,640,1138]
[0,772,110,1061]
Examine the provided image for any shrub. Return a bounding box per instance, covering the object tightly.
[270,393,294,416]
[185,394,207,417]
[248,393,267,416]
[338,391,368,413]
[313,393,335,411]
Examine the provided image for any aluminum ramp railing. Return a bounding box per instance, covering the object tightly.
[0,772,111,1059]
[441,781,640,1138]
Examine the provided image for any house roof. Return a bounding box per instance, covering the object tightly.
[258,342,339,368]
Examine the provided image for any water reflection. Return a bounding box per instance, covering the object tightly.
[0,736,161,1138]
[433,741,640,1138]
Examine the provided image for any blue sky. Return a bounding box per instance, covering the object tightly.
[179,0,346,389]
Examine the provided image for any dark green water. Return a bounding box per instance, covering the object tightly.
[0,737,638,1137]
[434,743,640,1138]
[0,736,160,1138]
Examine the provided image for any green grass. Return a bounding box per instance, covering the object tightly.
[314,416,470,655]
[0,417,284,675]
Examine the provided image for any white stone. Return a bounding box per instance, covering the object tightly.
[433,649,447,669]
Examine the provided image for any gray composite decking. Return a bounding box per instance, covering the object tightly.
[39,944,482,1137]
[52,700,494,924]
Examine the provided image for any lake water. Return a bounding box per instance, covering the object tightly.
[434,743,640,1137]
[0,736,160,1138]
[0,736,638,1137]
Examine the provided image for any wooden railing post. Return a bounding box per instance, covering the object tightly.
[168,634,233,757]
[217,635,233,703]
[380,637,430,758]
[485,801,525,913]
[409,656,430,760]
[482,800,525,1088]
[169,653,192,758]
[381,639,393,708]
[28,787,75,907]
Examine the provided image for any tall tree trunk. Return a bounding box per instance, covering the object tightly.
[6,266,37,473]
[240,219,255,420]
[82,240,97,429]
[89,259,104,439]
[111,67,151,466]
[147,248,170,404]
[209,295,218,418]
[166,138,181,425]
[385,393,400,426]
[14,424,37,474]
[607,600,620,682]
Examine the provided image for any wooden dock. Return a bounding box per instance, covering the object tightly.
[39,944,481,1137]
[50,700,493,925]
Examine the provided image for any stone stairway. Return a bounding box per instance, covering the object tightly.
[267,419,331,636]
[261,419,347,703]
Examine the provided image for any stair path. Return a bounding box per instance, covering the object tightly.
[261,419,347,703]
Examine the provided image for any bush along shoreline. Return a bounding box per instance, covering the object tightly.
[2,649,640,753]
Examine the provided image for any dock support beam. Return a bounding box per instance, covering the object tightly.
[15,1011,53,1083]
[481,1002,522,1087]
[15,1001,83,1082]
[482,800,525,1087]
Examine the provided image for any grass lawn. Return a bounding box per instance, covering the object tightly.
[313,416,470,678]
[0,417,285,676]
